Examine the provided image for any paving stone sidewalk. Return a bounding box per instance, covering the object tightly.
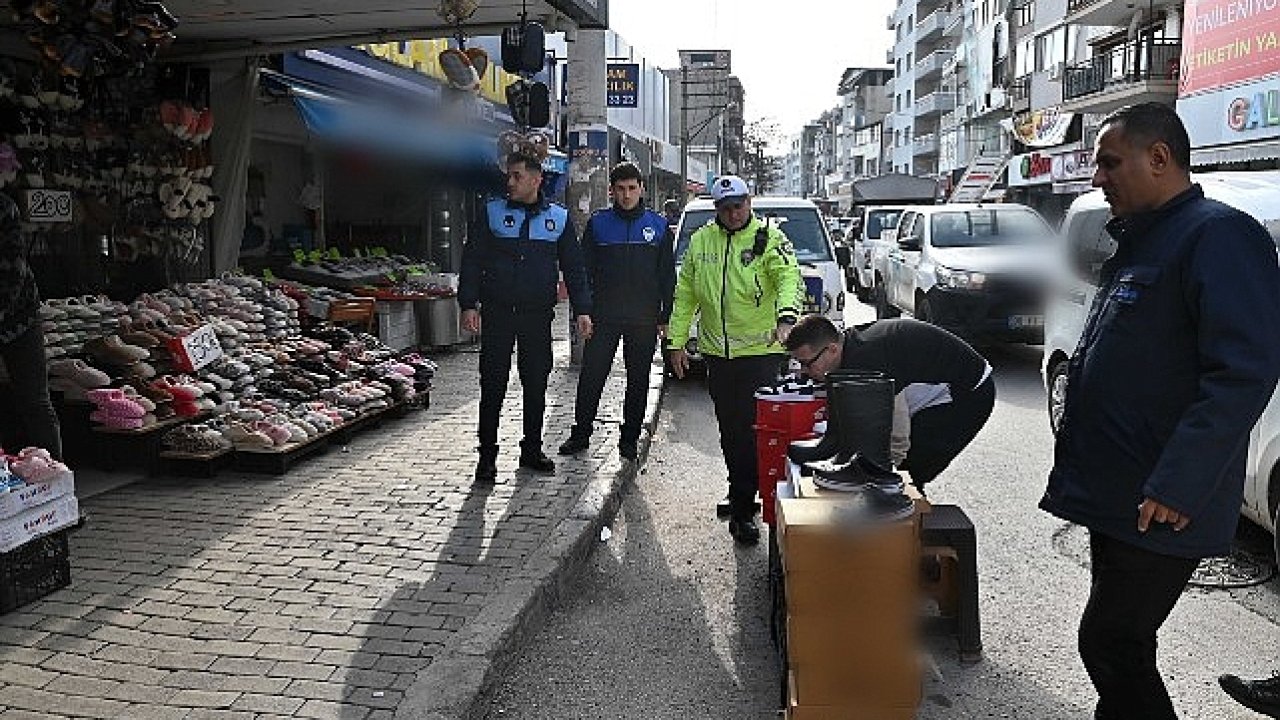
[0,310,661,720]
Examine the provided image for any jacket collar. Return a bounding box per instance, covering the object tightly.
[506,193,549,213]
[612,200,647,221]
[1105,184,1203,245]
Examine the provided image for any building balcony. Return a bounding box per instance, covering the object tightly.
[1066,0,1162,28]
[943,10,964,38]
[915,49,950,80]
[1062,39,1181,114]
[886,47,895,65]
[916,8,952,44]
[913,132,940,157]
[885,75,896,95]
[887,13,895,30]
[1010,73,1031,113]
[915,91,957,118]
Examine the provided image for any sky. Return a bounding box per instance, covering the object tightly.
[610,0,897,149]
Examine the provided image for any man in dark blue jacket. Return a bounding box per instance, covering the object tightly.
[558,162,675,461]
[459,149,593,483]
[1042,102,1280,719]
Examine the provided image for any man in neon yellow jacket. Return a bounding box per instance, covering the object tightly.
[667,175,804,545]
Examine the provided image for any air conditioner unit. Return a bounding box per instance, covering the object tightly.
[1047,62,1063,81]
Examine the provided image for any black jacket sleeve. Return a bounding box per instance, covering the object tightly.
[558,215,593,316]
[457,205,487,311]
[657,226,676,323]
[580,213,598,280]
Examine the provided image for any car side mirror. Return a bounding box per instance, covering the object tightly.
[835,245,852,267]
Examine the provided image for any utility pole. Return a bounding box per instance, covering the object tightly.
[679,65,688,204]
[564,27,607,364]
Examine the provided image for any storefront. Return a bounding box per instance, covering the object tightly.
[1179,0,1280,169]
[1006,145,1095,225]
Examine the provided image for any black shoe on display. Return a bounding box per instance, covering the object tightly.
[1220,673,1280,718]
[558,433,590,455]
[518,450,556,473]
[618,439,638,462]
[812,456,902,493]
[863,485,916,522]
[728,516,761,545]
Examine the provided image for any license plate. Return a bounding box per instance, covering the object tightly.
[1008,314,1044,329]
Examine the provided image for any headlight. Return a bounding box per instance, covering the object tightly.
[935,265,986,290]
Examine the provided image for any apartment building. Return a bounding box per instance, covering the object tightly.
[888,0,957,176]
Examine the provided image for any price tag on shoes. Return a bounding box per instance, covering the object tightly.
[168,324,224,372]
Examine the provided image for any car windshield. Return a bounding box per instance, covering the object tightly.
[676,208,834,263]
[864,210,902,240]
[929,209,1050,247]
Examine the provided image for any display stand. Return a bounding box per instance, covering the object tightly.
[158,446,235,478]
[233,400,407,475]
[90,413,208,473]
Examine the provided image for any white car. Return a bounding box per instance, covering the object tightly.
[848,205,907,303]
[876,203,1056,344]
[1042,171,1280,562]
[672,196,851,367]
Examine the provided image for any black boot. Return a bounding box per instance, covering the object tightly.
[474,445,498,483]
[558,428,590,455]
[787,370,887,465]
[1220,673,1280,718]
[519,442,555,473]
[802,374,895,477]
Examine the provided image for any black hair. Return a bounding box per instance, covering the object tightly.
[1100,102,1191,171]
[609,161,644,185]
[506,151,543,174]
[783,314,841,352]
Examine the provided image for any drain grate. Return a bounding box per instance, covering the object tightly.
[1189,549,1276,589]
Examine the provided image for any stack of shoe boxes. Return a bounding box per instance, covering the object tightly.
[777,489,921,719]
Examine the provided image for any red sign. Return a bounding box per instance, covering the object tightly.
[1181,0,1280,97]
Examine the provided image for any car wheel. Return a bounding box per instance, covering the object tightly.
[874,283,899,319]
[1048,359,1069,435]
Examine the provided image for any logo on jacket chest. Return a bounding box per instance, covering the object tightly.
[545,219,557,232]
[642,226,656,242]
[503,215,516,228]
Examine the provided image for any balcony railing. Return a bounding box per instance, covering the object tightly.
[1067,0,1102,13]
[915,91,957,117]
[886,48,895,65]
[916,8,952,42]
[913,133,940,156]
[943,9,964,38]
[915,49,950,78]
[1010,73,1031,111]
[1063,39,1182,101]
[886,13,895,30]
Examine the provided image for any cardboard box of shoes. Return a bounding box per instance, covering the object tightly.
[777,490,921,713]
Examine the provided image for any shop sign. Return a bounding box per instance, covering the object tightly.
[1228,87,1280,130]
[606,63,640,108]
[24,189,72,223]
[1009,151,1053,186]
[1002,109,1075,148]
[1179,74,1280,147]
[356,41,524,108]
[1181,0,1280,98]
[169,324,224,373]
[1051,149,1095,182]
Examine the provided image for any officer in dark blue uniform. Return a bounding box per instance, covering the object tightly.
[458,149,593,483]
[558,162,675,461]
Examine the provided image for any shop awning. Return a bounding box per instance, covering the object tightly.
[1191,139,1280,167]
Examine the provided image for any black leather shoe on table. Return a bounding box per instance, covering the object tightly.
[1220,673,1280,718]
[518,451,556,473]
[728,516,761,545]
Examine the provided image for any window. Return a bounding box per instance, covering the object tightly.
[906,89,912,105]
[1036,26,1066,71]
[907,51,913,66]
[929,209,1052,247]
[896,94,901,111]
[1015,0,1034,27]
[907,13,914,30]
[676,208,833,263]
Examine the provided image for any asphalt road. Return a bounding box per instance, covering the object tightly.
[476,300,1280,720]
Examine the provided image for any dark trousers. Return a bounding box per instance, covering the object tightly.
[0,323,62,459]
[477,308,553,453]
[705,353,787,519]
[899,376,995,489]
[572,321,656,444]
[1079,531,1199,720]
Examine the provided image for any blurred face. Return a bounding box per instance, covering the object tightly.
[790,340,841,382]
[715,196,752,231]
[612,178,643,211]
[506,161,542,204]
[1092,124,1163,218]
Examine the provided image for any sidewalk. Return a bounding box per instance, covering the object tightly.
[0,309,664,720]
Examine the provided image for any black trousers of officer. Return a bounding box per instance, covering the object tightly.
[573,322,656,444]
[477,307,554,453]
[705,353,787,520]
[898,376,995,490]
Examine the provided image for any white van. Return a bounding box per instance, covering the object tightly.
[673,197,851,364]
[1042,171,1280,561]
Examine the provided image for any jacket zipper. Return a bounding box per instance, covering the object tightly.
[720,228,733,359]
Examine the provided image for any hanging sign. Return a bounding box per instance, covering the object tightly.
[607,63,640,108]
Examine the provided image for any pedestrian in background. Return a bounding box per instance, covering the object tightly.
[662,198,681,227]
[458,148,593,483]
[1041,102,1280,719]
[666,175,803,545]
[559,162,675,462]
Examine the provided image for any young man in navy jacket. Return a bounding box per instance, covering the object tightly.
[458,150,593,483]
[559,162,675,461]
[1042,103,1280,719]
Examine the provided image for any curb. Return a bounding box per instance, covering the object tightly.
[396,359,668,720]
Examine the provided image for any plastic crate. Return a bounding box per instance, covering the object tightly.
[0,529,71,614]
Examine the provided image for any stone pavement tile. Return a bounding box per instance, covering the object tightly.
[166,688,241,709]
[2,684,129,719]
[229,692,306,715]
[0,661,58,689]
[0,711,64,720]
[295,699,369,720]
